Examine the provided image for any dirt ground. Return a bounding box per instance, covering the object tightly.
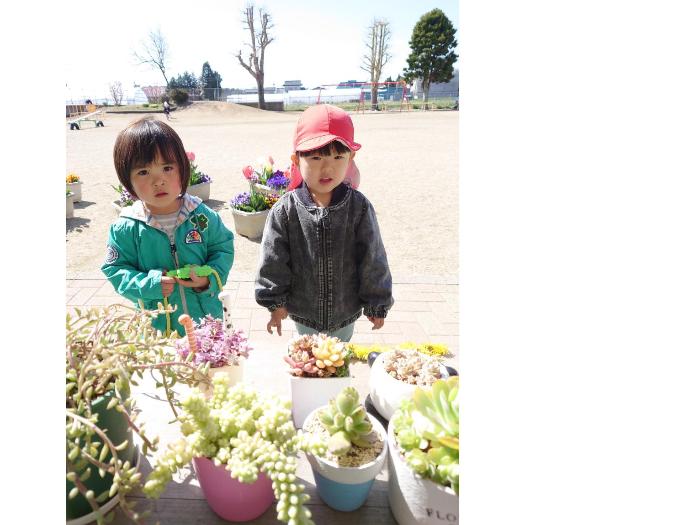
[66,102,458,280]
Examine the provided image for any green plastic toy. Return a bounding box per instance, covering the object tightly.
[166,264,214,279]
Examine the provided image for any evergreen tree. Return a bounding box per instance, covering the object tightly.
[403,9,458,106]
[200,61,223,100]
[167,72,199,90]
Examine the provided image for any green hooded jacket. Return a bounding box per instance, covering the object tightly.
[101,194,234,336]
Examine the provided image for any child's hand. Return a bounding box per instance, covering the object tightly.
[267,306,288,336]
[175,267,210,292]
[161,275,176,298]
[367,316,384,330]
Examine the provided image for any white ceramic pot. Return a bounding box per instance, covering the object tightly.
[230,207,270,240]
[369,352,450,421]
[187,181,211,201]
[303,407,388,511]
[289,375,352,428]
[66,192,75,218]
[200,363,244,397]
[66,181,83,202]
[387,418,459,525]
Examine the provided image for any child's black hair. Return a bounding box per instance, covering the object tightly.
[297,140,351,157]
[113,117,190,198]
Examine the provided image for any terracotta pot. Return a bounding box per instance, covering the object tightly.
[387,418,459,525]
[192,456,274,522]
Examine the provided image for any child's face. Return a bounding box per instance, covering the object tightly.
[292,147,355,205]
[129,149,182,214]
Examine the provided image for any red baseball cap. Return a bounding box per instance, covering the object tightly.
[293,104,362,152]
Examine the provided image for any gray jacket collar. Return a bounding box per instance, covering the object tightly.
[296,181,350,208]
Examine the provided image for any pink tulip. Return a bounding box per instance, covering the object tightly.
[186,152,196,162]
[242,165,254,180]
[283,168,291,179]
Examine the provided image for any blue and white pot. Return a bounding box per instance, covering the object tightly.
[303,407,387,511]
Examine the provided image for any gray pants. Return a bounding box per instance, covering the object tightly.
[294,322,355,343]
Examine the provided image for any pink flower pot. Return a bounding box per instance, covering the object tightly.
[192,457,274,522]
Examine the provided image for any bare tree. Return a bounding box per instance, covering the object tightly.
[361,18,391,111]
[133,28,170,86]
[108,81,123,106]
[236,5,274,110]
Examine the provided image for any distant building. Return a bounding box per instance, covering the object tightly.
[411,70,459,99]
[283,80,304,91]
[337,80,366,89]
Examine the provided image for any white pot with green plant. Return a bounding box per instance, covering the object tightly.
[66,173,83,201]
[285,333,353,428]
[302,386,388,511]
[185,151,212,201]
[66,304,208,524]
[369,348,451,421]
[143,374,319,524]
[387,376,459,525]
[242,155,291,196]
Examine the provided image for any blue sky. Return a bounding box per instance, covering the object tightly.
[65,0,459,101]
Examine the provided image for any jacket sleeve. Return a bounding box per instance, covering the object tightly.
[255,204,292,311]
[356,199,394,318]
[101,221,164,302]
[200,209,234,294]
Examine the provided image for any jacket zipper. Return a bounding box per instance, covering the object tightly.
[319,211,330,329]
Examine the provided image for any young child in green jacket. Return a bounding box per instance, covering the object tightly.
[102,117,234,336]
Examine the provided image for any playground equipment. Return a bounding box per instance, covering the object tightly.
[66,104,105,130]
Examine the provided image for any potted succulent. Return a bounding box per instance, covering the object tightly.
[185,151,213,201]
[369,348,453,421]
[387,377,459,525]
[242,155,291,196]
[302,386,388,511]
[143,374,320,524]
[66,173,83,201]
[111,184,135,214]
[228,185,280,240]
[175,311,252,397]
[67,190,75,218]
[285,333,353,428]
[66,304,208,524]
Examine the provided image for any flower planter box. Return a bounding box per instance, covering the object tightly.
[368,352,451,421]
[66,192,75,218]
[229,207,269,240]
[387,418,459,525]
[303,407,388,511]
[187,181,211,201]
[289,375,352,428]
[66,181,83,202]
[192,456,274,522]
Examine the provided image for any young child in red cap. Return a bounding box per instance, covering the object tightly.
[254,104,393,341]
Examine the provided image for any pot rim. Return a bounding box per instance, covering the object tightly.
[303,406,388,472]
[289,374,353,382]
[229,206,271,216]
[373,351,450,386]
[188,180,212,187]
[387,417,458,497]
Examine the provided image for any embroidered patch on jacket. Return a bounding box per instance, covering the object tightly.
[105,245,119,264]
[190,214,209,231]
[185,229,203,244]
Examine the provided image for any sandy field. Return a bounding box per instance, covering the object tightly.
[66,102,458,281]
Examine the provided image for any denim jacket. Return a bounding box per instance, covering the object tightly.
[255,182,393,332]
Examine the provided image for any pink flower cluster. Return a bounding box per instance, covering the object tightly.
[175,315,252,368]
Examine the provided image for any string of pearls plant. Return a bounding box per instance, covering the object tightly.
[143,374,327,524]
[66,304,209,524]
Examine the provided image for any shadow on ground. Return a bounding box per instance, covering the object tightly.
[74,200,96,209]
[67,217,91,233]
[204,198,227,212]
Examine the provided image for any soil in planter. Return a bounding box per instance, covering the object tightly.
[383,349,444,387]
[303,412,384,467]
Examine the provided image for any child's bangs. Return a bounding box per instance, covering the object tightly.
[130,136,179,168]
[299,140,351,157]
